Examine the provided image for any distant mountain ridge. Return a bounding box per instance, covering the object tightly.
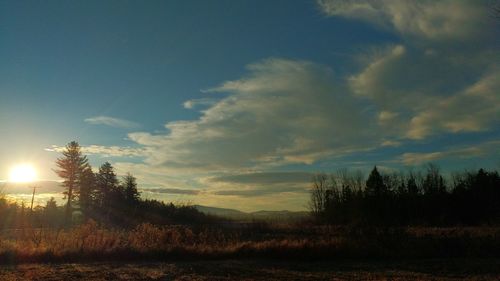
[194,205,309,221]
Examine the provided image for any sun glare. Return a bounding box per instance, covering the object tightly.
[9,164,37,183]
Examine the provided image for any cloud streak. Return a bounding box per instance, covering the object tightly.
[208,172,314,185]
[400,140,500,165]
[141,188,200,195]
[84,116,140,129]
[183,98,218,109]
[213,185,309,197]
[46,145,147,158]
[407,69,500,139]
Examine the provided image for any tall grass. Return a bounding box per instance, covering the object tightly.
[0,220,499,264]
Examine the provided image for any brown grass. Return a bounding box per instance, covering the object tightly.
[0,220,499,264]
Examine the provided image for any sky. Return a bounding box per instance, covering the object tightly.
[0,0,499,211]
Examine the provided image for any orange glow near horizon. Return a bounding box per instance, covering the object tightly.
[9,164,37,183]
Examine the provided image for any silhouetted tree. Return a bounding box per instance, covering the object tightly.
[309,163,499,226]
[95,162,120,209]
[422,163,446,195]
[122,173,140,205]
[365,166,385,197]
[309,174,328,217]
[79,163,96,215]
[54,141,88,224]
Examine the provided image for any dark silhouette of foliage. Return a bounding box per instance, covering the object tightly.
[310,164,500,226]
[122,173,140,206]
[95,162,120,209]
[48,143,216,228]
[79,163,96,215]
[308,174,330,217]
[54,141,89,224]
[365,166,385,197]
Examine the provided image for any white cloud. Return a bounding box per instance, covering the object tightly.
[84,116,139,128]
[128,58,376,171]
[317,0,488,40]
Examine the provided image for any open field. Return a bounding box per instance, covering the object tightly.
[0,222,499,263]
[1,259,499,281]
[0,222,499,279]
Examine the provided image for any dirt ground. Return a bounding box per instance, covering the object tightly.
[0,259,499,281]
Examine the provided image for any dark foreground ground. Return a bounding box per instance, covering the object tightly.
[1,259,499,281]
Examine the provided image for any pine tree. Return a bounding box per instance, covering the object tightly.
[54,141,88,224]
[366,166,385,197]
[122,173,140,205]
[79,163,96,214]
[96,162,119,208]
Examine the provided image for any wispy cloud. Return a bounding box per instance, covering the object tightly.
[141,188,200,195]
[46,145,147,158]
[183,98,218,109]
[208,172,314,185]
[406,69,500,139]
[128,58,377,171]
[84,116,139,128]
[213,185,309,197]
[317,0,488,40]
[400,140,500,165]
[199,172,313,198]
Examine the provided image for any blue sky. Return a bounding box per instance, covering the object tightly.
[1,0,499,211]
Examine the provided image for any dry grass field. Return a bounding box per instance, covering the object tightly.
[0,222,499,279]
[0,222,499,263]
[0,259,499,281]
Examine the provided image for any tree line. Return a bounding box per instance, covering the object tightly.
[310,164,500,225]
[52,141,212,227]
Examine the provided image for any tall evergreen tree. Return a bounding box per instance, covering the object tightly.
[79,163,96,214]
[122,173,140,205]
[365,166,385,197]
[54,141,88,224]
[96,162,119,208]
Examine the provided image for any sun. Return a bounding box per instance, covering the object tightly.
[9,164,37,183]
